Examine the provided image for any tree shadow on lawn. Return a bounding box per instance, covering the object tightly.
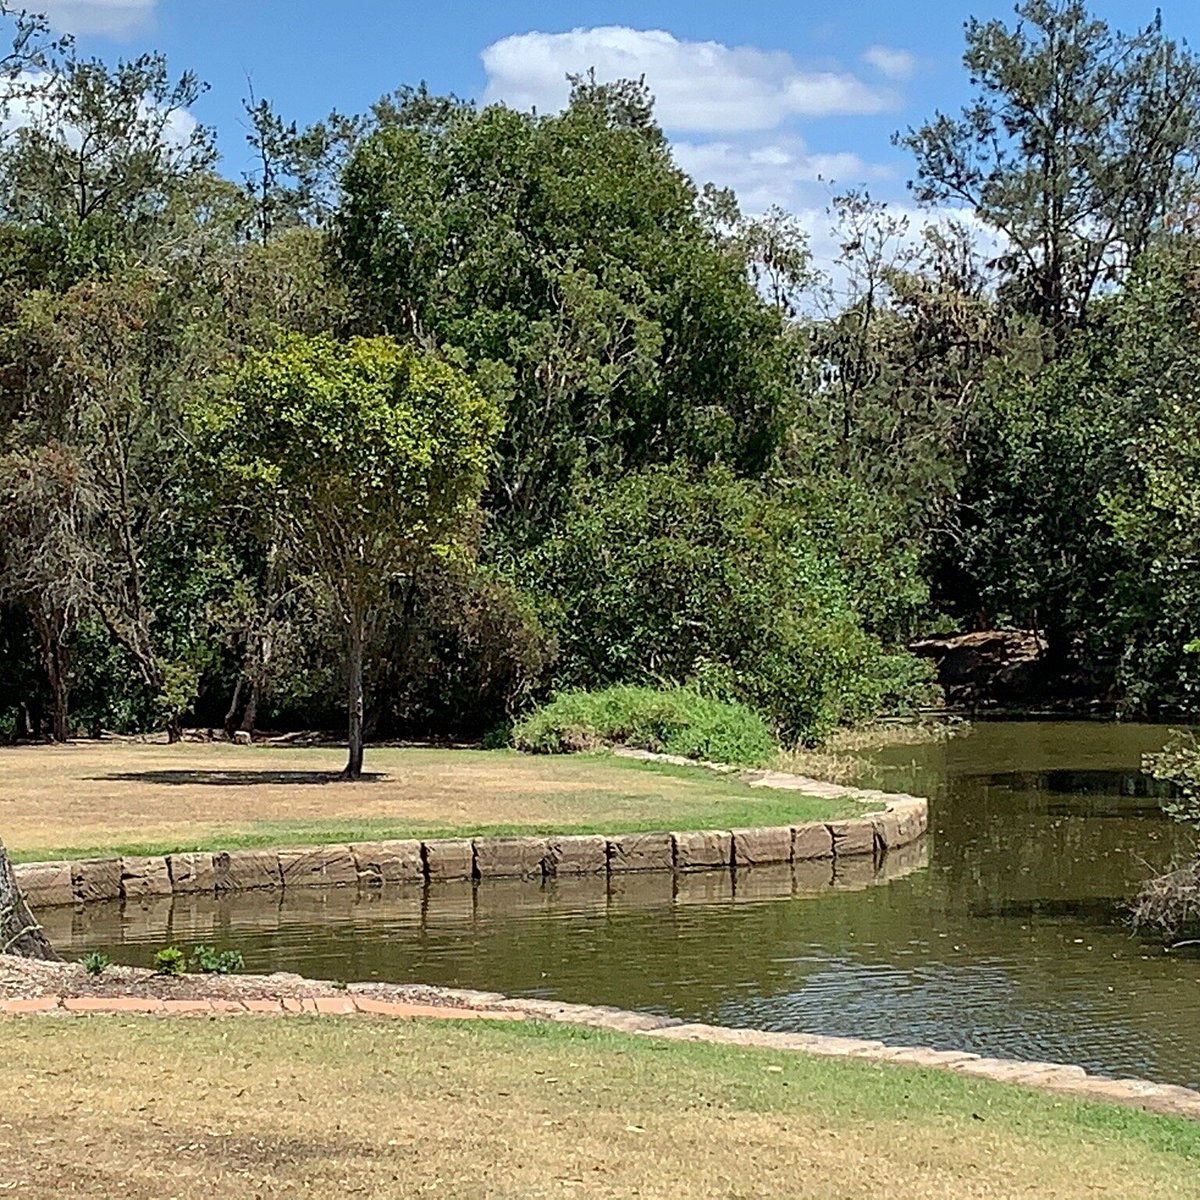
[88,770,385,786]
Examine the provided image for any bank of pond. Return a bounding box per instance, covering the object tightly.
[34,721,1200,1091]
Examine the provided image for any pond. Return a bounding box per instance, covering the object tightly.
[45,721,1200,1088]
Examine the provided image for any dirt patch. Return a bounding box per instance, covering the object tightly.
[0,952,489,1008]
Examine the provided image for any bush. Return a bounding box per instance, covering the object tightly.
[83,952,110,977]
[512,685,777,766]
[152,946,187,977]
[1133,731,1200,939]
[518,467,935,744]
[190,945,245,975]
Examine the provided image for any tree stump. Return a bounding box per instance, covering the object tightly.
[0,837,59,960]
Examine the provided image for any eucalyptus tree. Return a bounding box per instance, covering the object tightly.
[899,0,1200,345]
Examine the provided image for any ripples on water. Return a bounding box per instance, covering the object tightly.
[47,721,1200,1088]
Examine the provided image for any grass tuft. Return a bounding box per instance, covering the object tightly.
[513,685,777,766]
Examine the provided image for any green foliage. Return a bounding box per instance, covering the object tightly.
[16,2,1200,759]
[203,333,503,775]
[952,345,1130,665]
[189,945,244,975]
[206,334,503,610]
[512,685,776,767]
[1144,731,1200,830]
[369,559,555,739]
[82,951,110,976]
[520,467,934,745]
[334,76,791,534]
[152,947,187,977]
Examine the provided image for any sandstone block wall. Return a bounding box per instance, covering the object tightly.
[14,790,927,906]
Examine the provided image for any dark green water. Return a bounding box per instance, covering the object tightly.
[49,721,1200,1087]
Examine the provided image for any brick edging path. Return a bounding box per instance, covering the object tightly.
[3,966,1199,1123]
[14,761,929,908]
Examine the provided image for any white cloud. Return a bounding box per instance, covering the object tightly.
[0,69,198,157]
[37,0,156,37]
[481,26,899,133]
[861,45,917,82]
[673,134,894,215]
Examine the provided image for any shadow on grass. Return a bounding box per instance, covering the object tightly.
[88,770,385,786]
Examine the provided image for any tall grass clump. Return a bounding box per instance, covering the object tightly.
[512,685,776,766]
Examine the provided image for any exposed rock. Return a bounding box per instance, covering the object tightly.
[671,830,731,872]
[12,861,73,908]
[910,627,1051,708]
[791,822,834,861]
[423,839,475,882]
[827,820,875,858]
[607,832,673,873]
[214,850,282,891]
[473,837,548,880]
[167,852,216,894]
[871,811,903,852]
[71,858,122,903]
[350,840,423,885]
[120,856,173,899]
[543,835,608,876]
[278,845,358,888]
[731,826,792,868]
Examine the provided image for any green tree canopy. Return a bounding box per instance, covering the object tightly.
[899,0,1200,342]
[333,76,791,536]
[208,334,502,778]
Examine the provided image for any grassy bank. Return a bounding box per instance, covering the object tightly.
[777,719,965,785]
[1,1016,1195,1198]
[0,742,870,862]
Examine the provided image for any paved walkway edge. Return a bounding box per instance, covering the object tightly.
[3,982,1198,1123]
[14,760,929,908]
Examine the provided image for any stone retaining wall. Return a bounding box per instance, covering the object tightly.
[13,792,928,909]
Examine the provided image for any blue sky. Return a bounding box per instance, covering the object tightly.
[37,0,1200,248]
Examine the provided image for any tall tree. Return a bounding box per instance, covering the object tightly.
[334,76,790,535]
[208,335,501,779]
[899,0,1200,343]
[0,443,93,740]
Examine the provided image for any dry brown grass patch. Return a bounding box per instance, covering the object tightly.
[0,1016,1196,1199]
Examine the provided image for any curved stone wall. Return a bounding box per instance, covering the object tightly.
[12,790,928,908]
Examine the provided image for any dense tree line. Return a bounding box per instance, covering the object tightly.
[4,0,1200,767]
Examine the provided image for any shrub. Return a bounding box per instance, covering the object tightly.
[152,946,187,977]
[518,467,935,744]
[190,945,245,975]
[1133,731,1200,939]
[1146,730,1200,830]
[512,685,776,766]
[83,952,110,977]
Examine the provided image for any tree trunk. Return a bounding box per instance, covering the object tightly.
[223,674,244,740]
[0,838,59,960]
[34,610,70,743]
[341,614,365,781]
[239,680,261,736]
[46,636,69,744]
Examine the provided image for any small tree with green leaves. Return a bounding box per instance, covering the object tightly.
[209,335,501,779]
